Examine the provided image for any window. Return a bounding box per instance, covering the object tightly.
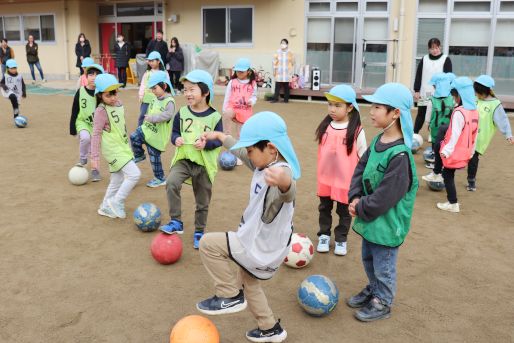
[362,18,388,87]
[453,0,491,12]
[416,19,445,59]
[309,2,331,11]
[4,17,21,41]
[117,3,155,17]
[306,18,331,83]
[500,0,514,11]
[98,5,114,16]
[336,1,358,11]
[418,0,447,12]
[23,16,40,41]
[449,19,489,77]
[40,15,55,41]
[366,1,388,11]
[202,7,253,45]
[0,15,55,42]
[492,20,514,94]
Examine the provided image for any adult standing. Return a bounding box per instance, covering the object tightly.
[145,30,168,66]
[413,38,452,135]
[25,34,46,83]
[270,38,295,103]
[0,38,15,75]
[113,33,131,88]
[75,33,91,75]
[166,37,184,92]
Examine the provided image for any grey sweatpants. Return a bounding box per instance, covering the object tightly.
[165,159,212,231]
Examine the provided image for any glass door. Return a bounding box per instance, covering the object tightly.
[306,18,332,84]
[360,18,388,88]
[333,17,356,84]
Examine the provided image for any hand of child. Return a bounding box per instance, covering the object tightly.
[143,115,151,123]
[414,92,420,101]
[175,137,184,147]
[194,137,206,150]
[202,131,225,142]
[349,198,360,217]
[507,137,514,144]
[440,151,448,158]
[264,166,291,192]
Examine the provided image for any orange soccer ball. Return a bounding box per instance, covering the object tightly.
[170,315,220,343]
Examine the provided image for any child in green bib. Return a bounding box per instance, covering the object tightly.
[348,83,418,322]
[91,73,141,219]
[467,75,513,191]
[138,51,167,127]
[69,64,104,181]
[160,70,223,250]
[130,70,175,188]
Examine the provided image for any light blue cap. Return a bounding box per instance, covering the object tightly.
[180,69,214,106]
[94,73,123,95]
[324,84,359,111]
[6,59,17,68]
[429,72,456,98]
[85,63,105,74]
[81,57,94,68]
[148,70,175,95]
[362,83,415,149]
[451,77,476,110]
[233,58,251,72]
[230,111,301,180]
[146,51,165,68]
[474,75,495,89]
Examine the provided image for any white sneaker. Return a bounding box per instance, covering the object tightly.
[334,241,347,256]
[428,135,432,143]
[108,198,126,218]
[236,157,243,166]
[422,172,443,183]
[317,234,330,253]
[436,201,460,213]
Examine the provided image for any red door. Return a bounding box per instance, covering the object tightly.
[98,23,116,74]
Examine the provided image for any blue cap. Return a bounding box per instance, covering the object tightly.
[451,77,476,110]
[230,111,301,180]
[146,51,165,68]
[180,69,214,106]
[81,57,94,68]
[148,70,175,95]
[233,58,251,72]
[475,75,495,89]
[6,59,17,68]
[85,63,105,74]
[324,84,359,111]
[429,72,456,98]
[362,83,414,149]
[94,73,123,95]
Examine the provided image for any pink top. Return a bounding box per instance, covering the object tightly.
[441,107,479,169]
[226,78,257,124]
[90,102,120,170]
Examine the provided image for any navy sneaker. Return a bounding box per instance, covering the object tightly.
[193,231,204,249]
[196,289,247,315]
[246,320,287,343]
[354,297,391,322]
[346,287,372,308]
[159,219,184,234]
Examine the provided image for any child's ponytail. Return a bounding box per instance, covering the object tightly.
[345,108,361,155]
[315,115,332,144]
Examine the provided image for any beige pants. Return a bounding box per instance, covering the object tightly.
[199,232,277,330]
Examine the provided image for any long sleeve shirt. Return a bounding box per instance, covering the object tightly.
[440,110,478,157]
[348,138,411,222]
[486,97,513,139]
[171,106,223,150]
[90,101,122,170]
[143,94,175,123]
[69,86,95,135]
[222,79,257,112]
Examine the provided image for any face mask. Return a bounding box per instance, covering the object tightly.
[280,43,287,49]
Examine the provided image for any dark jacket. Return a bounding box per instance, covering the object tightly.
[0,46,14,65]
[145,39,168,65]
[167,46,184,71]
[26,43,40,64]
[75,40,91,67]
[113,42,131,68]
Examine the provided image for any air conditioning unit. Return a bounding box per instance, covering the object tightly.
[311,68,321,91]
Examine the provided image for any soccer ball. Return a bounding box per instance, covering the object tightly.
[297,274,339,316]
[411,134,423,153]
[218,151,237,171]
[133,203,161,232]
[14,115,28,128]
[423,146,435,163]
[284,233,314,268]
[68,165,89,185]
[427,180,445,191]
[170,315,220,343]
[151,232,183,265]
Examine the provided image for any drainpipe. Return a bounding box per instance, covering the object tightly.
[62,0,70,80]
[396,0,405,83]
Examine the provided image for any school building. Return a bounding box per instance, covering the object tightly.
[1,0,513,96]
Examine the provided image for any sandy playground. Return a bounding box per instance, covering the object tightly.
[1,86,513,343]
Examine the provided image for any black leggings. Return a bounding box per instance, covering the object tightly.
[8,94,18,111]
[414,106,427,134]
[118,67,127,86]
[317,197,351,243]
[273,82,290,102]
[467,151,480,182]
[168,70,183,91]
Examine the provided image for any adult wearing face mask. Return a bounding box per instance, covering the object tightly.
[75,33,91,75]
[270,38,295,103]
[113,33,132,88]
[413,38,452,136]
[145,30,168,66]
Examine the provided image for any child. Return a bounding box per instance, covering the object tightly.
[423,77,478,213]
[69,63,104,180]
[315,85,367,256]
[76,57,94,89]
[130,70,175,187]
[1,59,26,122]
[138,51,167,126]
[197,111,301,343]
[347,83,418,322]
[425,72,456,169]
[467,75,513,191]
[160,70,223,249]
[91,73,141,218]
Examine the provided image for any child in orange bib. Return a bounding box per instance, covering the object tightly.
[315,85,367,256]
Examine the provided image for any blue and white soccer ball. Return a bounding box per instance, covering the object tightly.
[297,275,339,316]
[218,151,237,171]
[14,115,28,128]
[133,203,161,232]
[427,180,445,191]
[423,146,435,163]
[411,134,423,153]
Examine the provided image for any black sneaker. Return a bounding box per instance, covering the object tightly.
[354,297,391,322]
[269,99,279,103]
[245,320,287,343]
[196,289,247,315]
[346,287,372,308]
[466,179,476,192]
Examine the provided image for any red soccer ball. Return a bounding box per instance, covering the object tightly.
[151,233,183,265]
[284,233,314,268]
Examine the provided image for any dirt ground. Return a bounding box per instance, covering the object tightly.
[1,88,513,343]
